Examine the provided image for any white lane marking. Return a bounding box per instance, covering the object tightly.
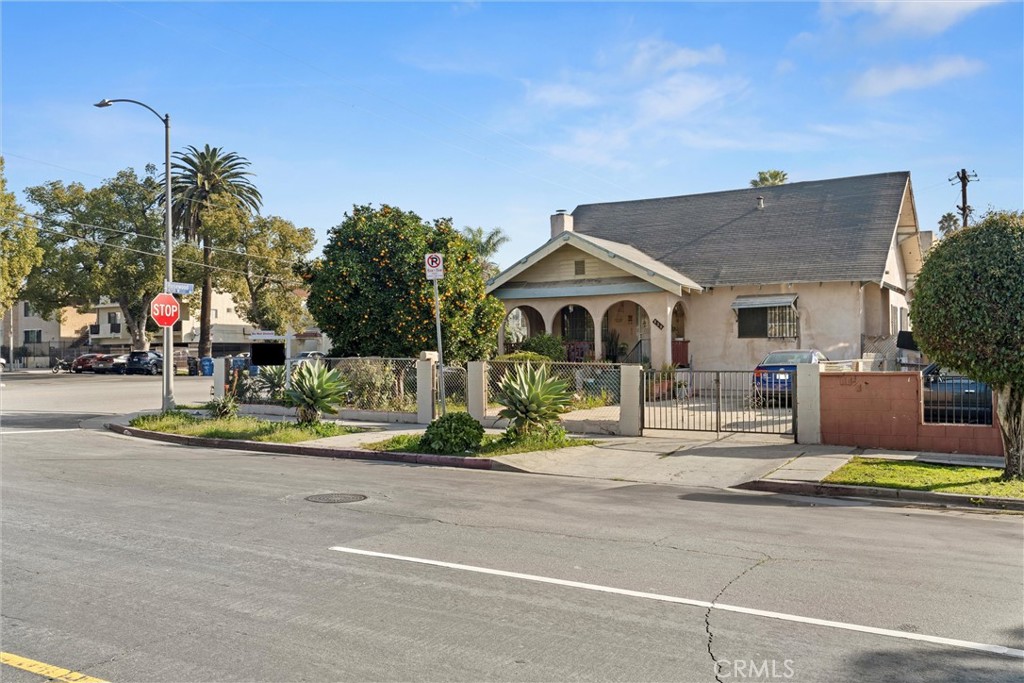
[0,429,81,435]
[330,546,1024,659]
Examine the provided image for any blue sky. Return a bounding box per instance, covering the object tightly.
[3,1,1021,269]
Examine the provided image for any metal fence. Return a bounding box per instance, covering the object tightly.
[486,360,621,433]
[922,372,994,426]
[327,357,419,412]
[437,363,468,413]
[642,369,794,436]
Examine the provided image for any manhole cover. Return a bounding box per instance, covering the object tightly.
[305,493,367,504]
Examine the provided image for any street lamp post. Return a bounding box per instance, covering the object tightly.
[95,98,175,411]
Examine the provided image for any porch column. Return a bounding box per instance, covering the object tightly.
[649,298,675,368]
[592,316,603,362]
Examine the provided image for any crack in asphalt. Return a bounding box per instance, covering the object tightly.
[705,551,773,683]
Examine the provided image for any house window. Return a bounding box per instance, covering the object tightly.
[899,307,909,332]
[890,305,899,336]
[738,306,797,339]
[107,312,119,324]
[574,260,586,276]
[23,302,32,317]
[23,329,42,343]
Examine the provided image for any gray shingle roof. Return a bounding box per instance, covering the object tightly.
[571,171,911,287]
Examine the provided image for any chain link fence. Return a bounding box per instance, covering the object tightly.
[437,363,468,413]
[486,360,621,433]
[326,357,419,413]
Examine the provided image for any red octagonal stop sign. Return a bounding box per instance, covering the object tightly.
[151,292,181,327]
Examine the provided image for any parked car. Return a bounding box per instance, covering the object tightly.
[71,353,102,373]
[753,349,829,405]
[125,350,163,375]
[921,363,993,424]
[0,356,6,373]
[93,353,128,374]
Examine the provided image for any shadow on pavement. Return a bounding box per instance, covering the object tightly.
[845,643,1022,682]
[0,411,109,431]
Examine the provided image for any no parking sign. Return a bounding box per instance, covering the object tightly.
[425,253,444,280]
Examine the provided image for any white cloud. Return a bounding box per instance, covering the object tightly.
[827,0,1003,37]
[516,38,748,168]
[850,56,984,98]
[635,73,744,124]
[627,40,725,77]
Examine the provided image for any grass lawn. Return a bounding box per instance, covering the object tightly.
[130,412,364,444]
[364,432,596,457]
[824,457,1024,499]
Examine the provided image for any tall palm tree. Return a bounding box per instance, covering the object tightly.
[750,169,788,187]
[461,226,509,280]
[170,145,262,357]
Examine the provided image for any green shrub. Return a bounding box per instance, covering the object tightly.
[520,334,565,361]
[494,361,572,437]
[284,362,349,425]
[422,412,485,454]
[342,359,400,410]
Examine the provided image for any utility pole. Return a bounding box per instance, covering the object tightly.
[949,169,979,228]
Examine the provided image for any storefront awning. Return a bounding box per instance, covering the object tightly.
[730,294,798,310]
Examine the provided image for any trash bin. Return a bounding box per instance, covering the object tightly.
[249,364,260,377]
[187,356,199,376]
[200,357,214,377]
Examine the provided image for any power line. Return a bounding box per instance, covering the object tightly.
[17,209,306,267]
[26,220,303,286]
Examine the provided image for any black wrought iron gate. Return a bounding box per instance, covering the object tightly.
[641,369,794,436]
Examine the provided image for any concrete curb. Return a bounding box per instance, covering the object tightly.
[106,423,494,470]
[735,478,1024,511]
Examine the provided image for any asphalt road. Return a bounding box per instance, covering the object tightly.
[1,372,1022,682]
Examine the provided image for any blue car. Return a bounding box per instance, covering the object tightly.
[753,349,829,405]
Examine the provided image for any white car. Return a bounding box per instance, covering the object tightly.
[0,357,6,372]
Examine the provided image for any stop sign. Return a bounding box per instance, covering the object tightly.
[151,292,180,327]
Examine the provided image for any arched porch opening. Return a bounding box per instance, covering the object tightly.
[553,304,595,362]
[600,300,651,363]
[502,305,545,353]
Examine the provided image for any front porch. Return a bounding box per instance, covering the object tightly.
[496,294,691,368]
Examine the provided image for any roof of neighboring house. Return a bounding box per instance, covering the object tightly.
[570,171,913,287]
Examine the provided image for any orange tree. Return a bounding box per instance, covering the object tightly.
[911,210,1024,479]
[303,204,505,362]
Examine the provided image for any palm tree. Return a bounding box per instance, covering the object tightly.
[170,145,262,357]
[461,226,509,280]
[750,170,788,187]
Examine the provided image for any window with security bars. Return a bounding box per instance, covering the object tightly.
[738,306,797,338]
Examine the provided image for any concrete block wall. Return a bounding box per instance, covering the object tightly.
[819,372,1003,457]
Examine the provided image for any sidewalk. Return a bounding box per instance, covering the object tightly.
[101,412,1017,510]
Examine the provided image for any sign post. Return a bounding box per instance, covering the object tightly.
[425,253,446,416]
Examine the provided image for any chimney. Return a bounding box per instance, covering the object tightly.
[550,209,573,237]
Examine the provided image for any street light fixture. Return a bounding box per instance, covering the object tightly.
[94,98,175,411]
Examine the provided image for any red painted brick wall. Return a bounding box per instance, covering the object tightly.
[819,372,1003,457]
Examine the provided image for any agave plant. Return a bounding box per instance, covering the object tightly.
[283,361,349,425]
[253,365,288,401]
[494,362,571,437]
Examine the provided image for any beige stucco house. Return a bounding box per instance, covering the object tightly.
[487,172,930,371]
